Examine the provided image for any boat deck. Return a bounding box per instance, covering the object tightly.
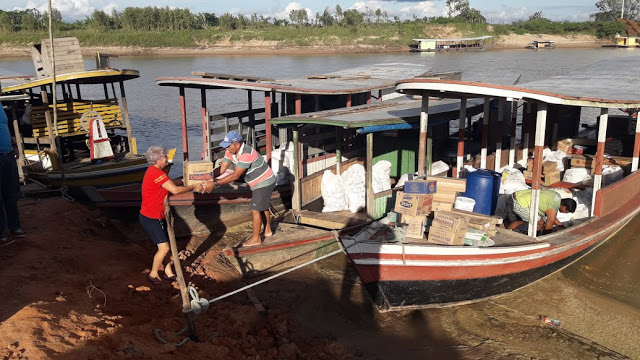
[293,210,372,230]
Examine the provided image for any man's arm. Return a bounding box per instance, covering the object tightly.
[202,161,246,192]
[543,208,558,234]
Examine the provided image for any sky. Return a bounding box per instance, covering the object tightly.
[6,0,600,24]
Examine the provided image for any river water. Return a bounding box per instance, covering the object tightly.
[2,48,639,358]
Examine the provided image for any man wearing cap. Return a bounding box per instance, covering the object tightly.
[202,131,276,247]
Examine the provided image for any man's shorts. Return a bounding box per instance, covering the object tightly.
[250,182,276,211]
[139,213,169,245]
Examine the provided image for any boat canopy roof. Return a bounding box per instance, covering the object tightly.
[396,56,640,108]
[156,63,432,95]
[1,69,139,93]
[412,36,492,42]
[269,97,483,129]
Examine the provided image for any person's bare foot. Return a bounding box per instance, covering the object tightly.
[263,229,273,237]
[241,237,262,247]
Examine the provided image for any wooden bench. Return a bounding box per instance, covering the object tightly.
[30,99,124,137]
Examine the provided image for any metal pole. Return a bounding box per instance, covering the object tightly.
[201,89,208,160]
[509,100,517,167]
[417,94,429,177]
[264,92,272,163]
[632,111,640,172]
[456,98,467,178]
[592,108,608,217]
[292,129,301,212]
[119,81,135,154]
[481,97,490,169]
[528,102,547,237]
[495,98,505,171]
[366,133,374,218]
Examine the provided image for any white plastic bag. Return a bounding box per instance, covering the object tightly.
[321,170,348,212]
[341,164,366,213]
[372,160,392,193]
[563,168,590,183]
[499,168,528,194]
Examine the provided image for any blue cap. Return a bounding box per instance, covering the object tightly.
[219,130,243,148]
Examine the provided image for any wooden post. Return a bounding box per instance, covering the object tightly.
[456,98,467,178]
[179,87,188,161]
[523,102,531,163]
[201,89,208,161]
[495,98,505,171]
[632,112,640,172]
[118,81,135,155]
[248,91,256,148]
[264,92,272,163]
[205,111,212,161]
[292,129,301,213]
[10,105,25,182]
[335,127,343,175]
[592,108,608,216]
[528,102,547,237]
[366,133,374,218]
[509,100,517,167]
[481,97,490,169]
[164,199,199,342]
[378,89,383,102]
[417,94,429,177]
[346,94,352,108]
[39,86,57,153]
[426,136,432,176]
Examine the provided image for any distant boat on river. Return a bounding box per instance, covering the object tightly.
[410,36,492,52]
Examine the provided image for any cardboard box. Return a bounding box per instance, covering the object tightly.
[556,139,573,153]
[427,176,467,193]
[394,192,433,216]
[542,161,558,173]
[433,192,457,203]
[451,208,503,226]
[404,180,437,195]
[183,160,214,186]
[541,169,561,185]
[432,201,453,212]
[523,170,533,181]
[433,210,469,231]
[402,214,427,239]
[427,226,466,246]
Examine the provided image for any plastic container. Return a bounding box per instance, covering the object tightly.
[462,169,501,215]
[454,196,476,211]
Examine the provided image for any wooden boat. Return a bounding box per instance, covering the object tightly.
[410,36,492,52]
[0,37,148,190]
[526,40,555,50]
[333,56,640,311]
[220,95,485,276]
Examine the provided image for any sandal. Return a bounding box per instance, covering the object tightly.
[163,274,177,281]
[147,275,163,285]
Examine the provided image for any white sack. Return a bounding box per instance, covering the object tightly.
[372,160,392,193]
[321,170,348,212]
[341,164,366,213]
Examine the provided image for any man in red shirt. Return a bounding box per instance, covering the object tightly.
[140,146,198,285]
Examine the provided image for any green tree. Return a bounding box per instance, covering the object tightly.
[529,11,546,21]
[91,10,114,29]
[335,5,343,24]
[289,9,308,26]
[342,9,364,26]
[219,12,237,30]
[593,0,640,21]
[319,7,335,26]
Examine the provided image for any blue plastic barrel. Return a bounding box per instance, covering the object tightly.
[461,169,501,215]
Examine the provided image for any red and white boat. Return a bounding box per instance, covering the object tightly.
[339,56,640,311]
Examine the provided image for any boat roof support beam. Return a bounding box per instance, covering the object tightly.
[264,92,273,164]
[292,129,302,213]
[119,81,135,154]
[39,85,57,154]
[528,102,547,237]
[522,103,531,164]
[591,108,608,217]
[480,97,490,169]
[180,87,189,161]
[633,111,640,172]
[366,132,374,218]
[495,98,505,171]
[201,88,208,161]
[509,101,518,167]
[456,98,467,178]
[417,94,430,177]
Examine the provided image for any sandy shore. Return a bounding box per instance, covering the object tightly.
[0,33,607,58]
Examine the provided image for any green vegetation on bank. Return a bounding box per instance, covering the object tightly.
[0,2,627,48]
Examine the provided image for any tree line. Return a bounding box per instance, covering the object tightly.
[0,1,634,35]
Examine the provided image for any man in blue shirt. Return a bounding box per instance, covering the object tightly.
[0,103,24,246]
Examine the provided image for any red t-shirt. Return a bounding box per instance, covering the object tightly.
[140,166,170,219]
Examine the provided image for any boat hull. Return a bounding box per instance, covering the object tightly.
[28,158,148,188]
[344,171,640,311]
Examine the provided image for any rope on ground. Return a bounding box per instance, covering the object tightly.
[183,231,348,315]
[86,281,107,306]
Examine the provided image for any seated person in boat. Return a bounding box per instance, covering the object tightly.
[202,131,276,247]
[504,189,577,235]
[140,146,198,285]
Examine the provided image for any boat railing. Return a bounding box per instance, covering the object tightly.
[29,98,124,138]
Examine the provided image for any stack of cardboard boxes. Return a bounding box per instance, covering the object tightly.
[427,210,468,245]
[183,160,214,186]
[394,179,436,240]
[524,160,561,186]
[428,176,467,212]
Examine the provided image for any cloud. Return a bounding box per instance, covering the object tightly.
[16,0,99,21]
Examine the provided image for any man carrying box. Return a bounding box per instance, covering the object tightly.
[504,189,576,235]
[202,131,276,247]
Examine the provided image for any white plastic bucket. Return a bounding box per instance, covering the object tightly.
[454,196,476,212]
